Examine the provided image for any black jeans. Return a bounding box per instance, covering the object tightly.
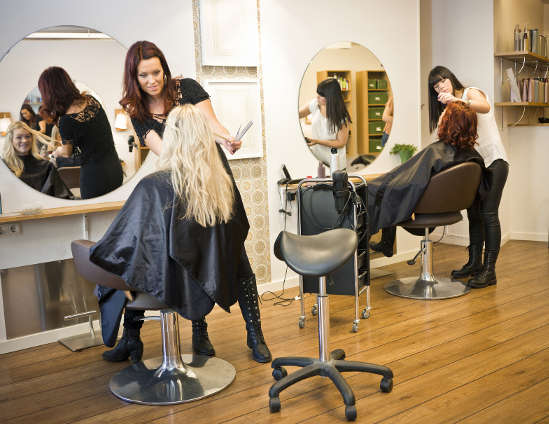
[467,159,509,252]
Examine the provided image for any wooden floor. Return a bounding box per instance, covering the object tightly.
[1,240,548,424]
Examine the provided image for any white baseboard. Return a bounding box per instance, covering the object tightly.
[429,230,512,247]
[510,231,548,242]
[257,275,300,295]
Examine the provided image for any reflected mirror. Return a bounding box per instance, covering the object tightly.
[298,41,393,172]
[0,25,136,200]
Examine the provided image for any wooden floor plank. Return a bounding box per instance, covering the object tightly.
[0,240,547,424]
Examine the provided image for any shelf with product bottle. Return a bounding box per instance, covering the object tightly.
[356,70,391,155]
[495,51,549,126]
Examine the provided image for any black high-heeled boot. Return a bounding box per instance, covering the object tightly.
[369,227,396,257]
[238,275,272,363]
[451,244,483,279]
[192,318,215,356]
[102,309,143,363]
[468,249,498,288]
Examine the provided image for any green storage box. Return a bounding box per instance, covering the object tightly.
[368,92,388,105]
[368,79,377,89]
[376,79,388,89]
[369,137,383,152]
[368,107,384,119]
[368,121,384,134]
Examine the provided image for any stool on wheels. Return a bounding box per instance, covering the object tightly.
[71,239,236,405]
[269,229,393,421]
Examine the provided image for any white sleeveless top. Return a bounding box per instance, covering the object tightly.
[462,87,508,167]
[308,98,347,170]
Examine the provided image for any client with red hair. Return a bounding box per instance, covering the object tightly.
[368,102,485,259]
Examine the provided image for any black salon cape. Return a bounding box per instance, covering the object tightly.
[5,155,73,199]
[367,140,485,234]
[90,145,249,341]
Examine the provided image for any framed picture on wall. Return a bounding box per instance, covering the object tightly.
[204,79,263,160]
[199,0,258,66]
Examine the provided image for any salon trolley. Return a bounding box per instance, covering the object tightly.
[296,175,370,332]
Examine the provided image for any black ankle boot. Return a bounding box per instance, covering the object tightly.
[192,318,215,356]
[468,249,498,288]
[102,327,143,363]
[238,275,272,363]
[369,227,396,257]
[451,244,483,279]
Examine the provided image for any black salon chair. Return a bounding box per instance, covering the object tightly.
[270,229,393,422]
[384,162,482,300]
[71,239,236,405]
[57,166,81,189]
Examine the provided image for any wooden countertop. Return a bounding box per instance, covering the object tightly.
[280,173,382,191]
[0,201,124,224]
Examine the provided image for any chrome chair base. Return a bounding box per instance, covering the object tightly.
[384,276,470,300]
[109,354,236,405]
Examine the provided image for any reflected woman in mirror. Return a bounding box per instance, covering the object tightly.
[38,66,123,199]
[20,104,40,131]
[428,66,509,288]
[110,40,270,364]
[381,94,393,148]
[2,121,72,199]
[298,78,351,171]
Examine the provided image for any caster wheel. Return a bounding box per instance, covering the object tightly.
[311,304,318,316]
[269,397,281,413]
[272,367,288,381]
[361,309,370,319]
[345,405,357,421]
[351,323,359,333]
[380,377,393,393]
[331,349,345,360]
[298,318,305,329]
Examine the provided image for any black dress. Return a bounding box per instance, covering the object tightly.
[58,96,123,199]
[3,155,73,199]
[131,78,210,146]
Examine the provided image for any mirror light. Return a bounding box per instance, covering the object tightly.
[0,112,13,136]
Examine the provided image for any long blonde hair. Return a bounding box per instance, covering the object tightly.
[2,121,55,177]
[157,105,235,227]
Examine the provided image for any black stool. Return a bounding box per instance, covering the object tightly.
[71,240,236,405]
[269,229,393,421]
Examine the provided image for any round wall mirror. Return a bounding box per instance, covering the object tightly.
[298,41,393,172]
[0,25,134,200]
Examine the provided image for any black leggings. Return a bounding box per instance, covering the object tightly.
[467,159,509,252]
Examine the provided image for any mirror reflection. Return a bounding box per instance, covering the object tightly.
[298,41,393,171]
[0,25,134,200]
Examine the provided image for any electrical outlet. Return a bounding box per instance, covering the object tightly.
[0,223,21,236]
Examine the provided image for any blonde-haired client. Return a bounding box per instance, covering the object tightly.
[90,104,270,363]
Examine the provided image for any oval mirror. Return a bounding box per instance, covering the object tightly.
[0,25,133,200]
[298,41,393,172]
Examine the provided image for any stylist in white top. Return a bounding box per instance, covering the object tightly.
[299,78,351,171]
[428,65,509,289]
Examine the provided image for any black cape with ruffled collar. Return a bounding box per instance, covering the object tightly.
[89,145,249,320]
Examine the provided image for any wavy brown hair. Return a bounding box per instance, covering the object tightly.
[437,102,478,150]
[119,40,177,121]
[38,67,85,121]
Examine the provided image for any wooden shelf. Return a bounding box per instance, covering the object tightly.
[0,201,124,224]
[495,51,549,65]
[495,102,549,107]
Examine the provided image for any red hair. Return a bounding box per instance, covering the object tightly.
[437,102,478,150]
[38,67,84,121]
[119,40,176,121]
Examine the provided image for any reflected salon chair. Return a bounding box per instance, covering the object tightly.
[384,162,482,300]
[57,166,81,189]
[71,239,236,405]
[270,229,393,422]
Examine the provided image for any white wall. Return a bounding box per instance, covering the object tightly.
[0,0,195,346]
[261,0,422,284]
